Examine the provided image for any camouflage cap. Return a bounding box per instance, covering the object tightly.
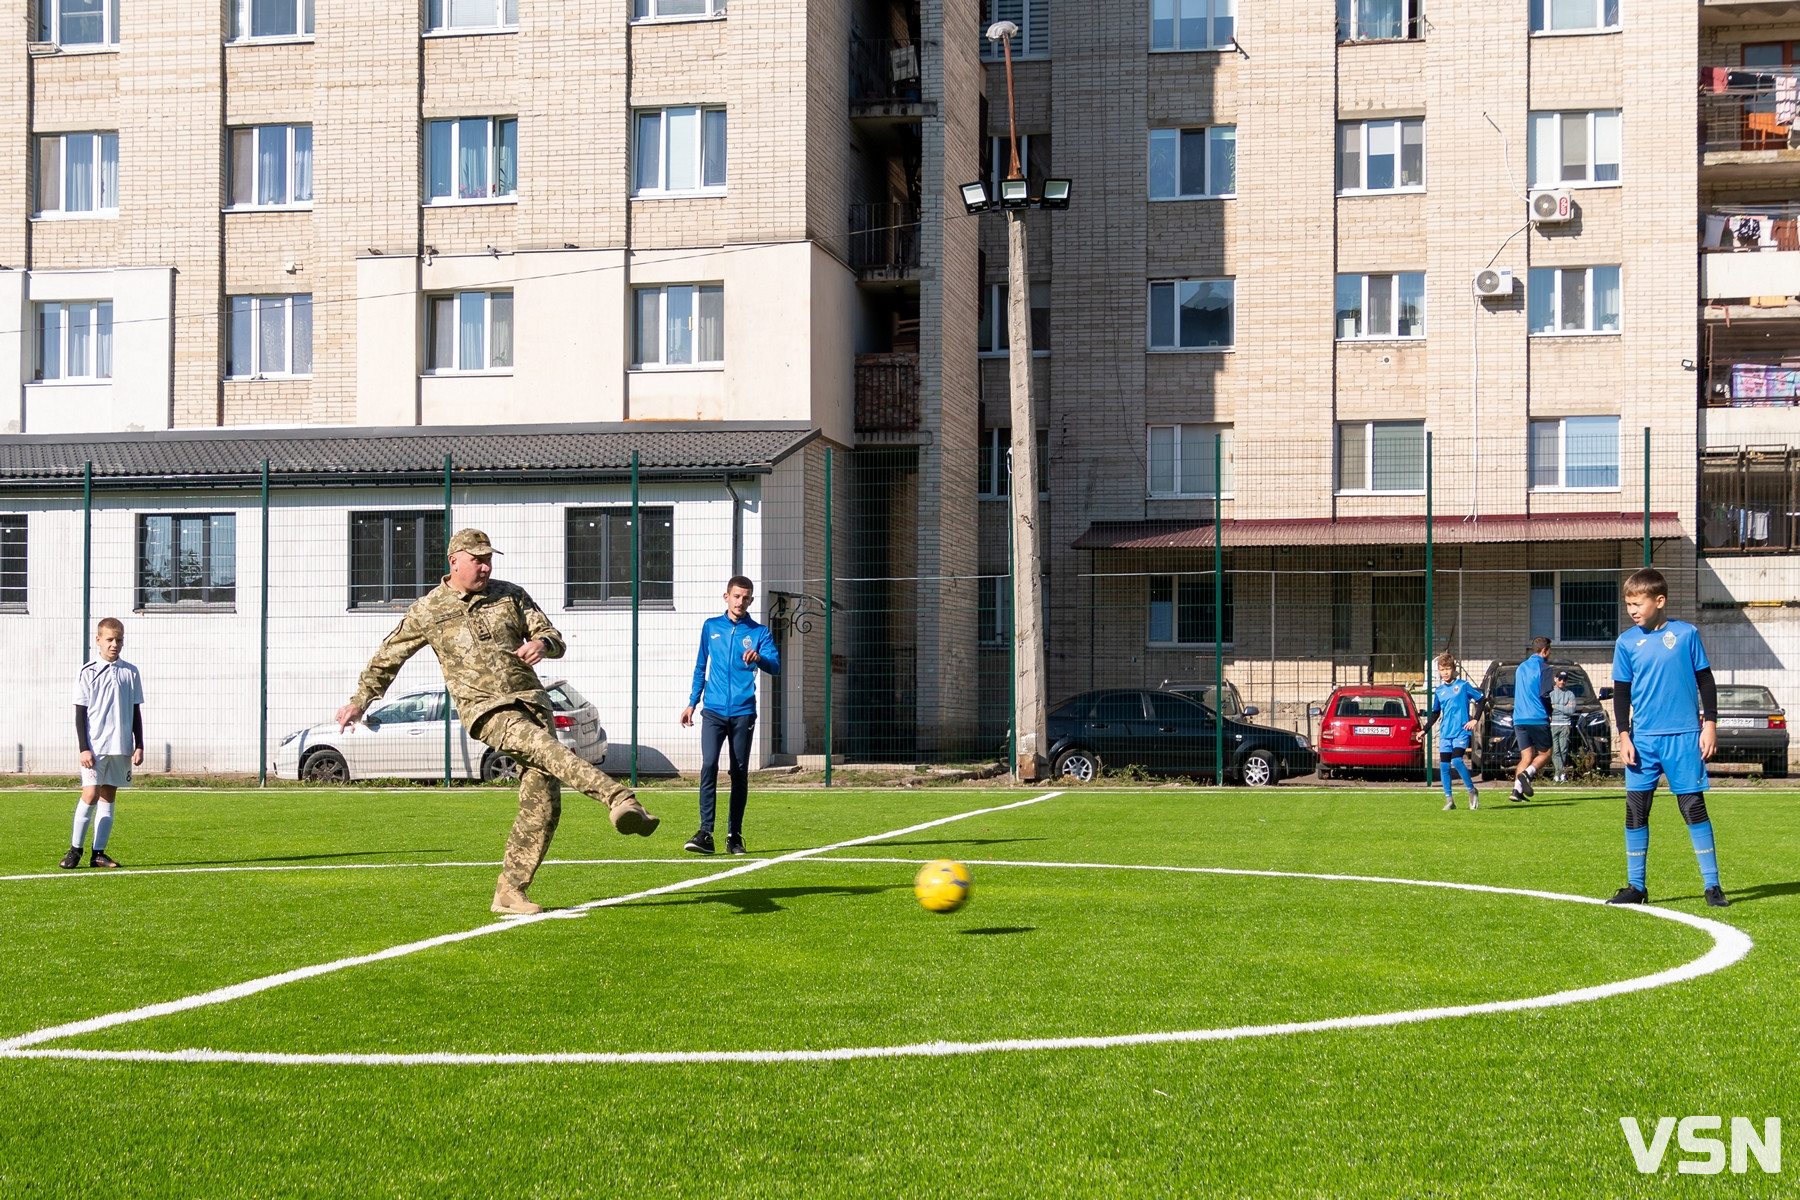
[447,528,502,558]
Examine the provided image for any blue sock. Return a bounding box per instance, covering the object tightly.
[1441,764,1454,799]
[1686,820,1720,889]
[1453,757,1475,794]
[1625,826,1649,891]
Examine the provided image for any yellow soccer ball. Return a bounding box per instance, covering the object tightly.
[914,859,973,914]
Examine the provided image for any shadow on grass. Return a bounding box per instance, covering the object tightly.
[959,926,1035,936]
[146,850,457,867]
[630,883,903,915]
[1659,879,1800,906]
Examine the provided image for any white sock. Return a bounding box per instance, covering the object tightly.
[92,802,114,853]
[71,800,92,850]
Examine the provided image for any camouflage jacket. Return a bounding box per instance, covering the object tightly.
[351,578,566,731]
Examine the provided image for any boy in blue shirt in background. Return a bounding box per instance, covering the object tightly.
[1421,655,1483,810]
[1509,637,1554,801]
[1606,568,1728,908]
[681,576,780,856]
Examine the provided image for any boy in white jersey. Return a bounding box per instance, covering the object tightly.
[61,618,145,870]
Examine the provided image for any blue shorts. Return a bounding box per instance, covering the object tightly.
[1439,736,1471,754]
[1625,731,1710,795]
[1514,723,1551,753]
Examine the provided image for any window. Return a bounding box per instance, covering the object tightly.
[350,512,446,608]
[1149,570,1234,646]
[981,134,1053,197]
[634,0,724,16]
[427,292,513,372]
[228,295,312,379]
[38,0,117,46]
[1330,572,1353,652]
[426,118,516,202]
[978,283,1050,355]
[566,507,675,606]
[978,576,1009,645]
[1528,266,1620,335]
[976,427,1050,498]
[979,0,1049,58]
[1529,111,1620,186]
[1529,415,1619,490]
[428,0,517,31]
[35,133,117,216]
[1149,279,1234,350]
[229,125,312,207]
[1148,126,1236,199]
[137,514,235,609]
[34,302,112,382]
[229,0,313,40]
[1147,424,1234,498]
[633,107,727,195]
[1529,570,1618,643]
[1337,0,1423,41]
[1337,119,1424,193]
[1531,0,1619,34]
[1335,273,1425,340]
[0,516,25,610]
[1337,421,1425,493]
[633,285,723,367]
[1152,0,1234,51]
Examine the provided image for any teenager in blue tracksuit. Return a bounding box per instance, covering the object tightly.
[681,575,780,856]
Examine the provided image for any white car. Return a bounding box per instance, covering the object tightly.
[272,679,608,782]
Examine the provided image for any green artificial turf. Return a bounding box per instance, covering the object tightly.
[1,783,1796,1198]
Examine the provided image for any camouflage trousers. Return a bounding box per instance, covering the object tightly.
[473,705,636,892]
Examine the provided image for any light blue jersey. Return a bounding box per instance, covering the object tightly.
[1613,619,1710,737]
[1433,679,1483,750]
[1513,655,1549,725]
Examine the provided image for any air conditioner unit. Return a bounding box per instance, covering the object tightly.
[1473,267,1513,298]
[1530,189,1574,224]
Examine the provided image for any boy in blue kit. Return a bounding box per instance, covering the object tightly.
[1421,656,1484,810]
[1509,637,1554,801]
[680,576,780,856]
[1606,568,1728,908]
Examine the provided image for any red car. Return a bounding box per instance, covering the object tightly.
[1317,685,1425,779]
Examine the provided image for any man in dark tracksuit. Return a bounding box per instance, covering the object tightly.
[680,575,780,856]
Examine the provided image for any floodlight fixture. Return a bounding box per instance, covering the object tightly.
[1038,178,1072,209]
[960,181,993,214]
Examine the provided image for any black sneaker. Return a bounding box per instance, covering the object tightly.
[58,846,83,870]
[1518,772,1536,798]
[726,835,746,856]
[90,851,120,869]
[684,830,715,855]
[1607,885,1648,905]
[1705,886,1731,908]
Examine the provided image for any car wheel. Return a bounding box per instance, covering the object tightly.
[1053,747,1101,782]
[1766,756,1789,779]
[482,752,521,783]
[1239,749,1278,787]
[299,748,347,783]
[1318,765,1333,781]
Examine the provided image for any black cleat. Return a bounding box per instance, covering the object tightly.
[58,846,83,870]
[1705,886,1731,908]
[726,835,746,856]
[1607,885,1648,905]
[684,829,715,855]
[1518,772,1536,798]
[90,851,120,869]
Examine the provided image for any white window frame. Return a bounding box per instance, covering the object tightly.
[228,125,312,209]
[632,284,724,370]
[1148,279,1235,352]
[38,0,118,47]
[631,0,725,23]
[32,301,113,383]
[1151,0,1235,52]
[980,0,1049,59]
[1530,0,1620,35]
[632,106,728,197]
[227,294,312,380]
[978,283,1051,357]
[1528,415,1621,492]
[425,117,517,205]
[426,0,518,34]
[1335,272,1425,341]
[229,0,313,42]
[1148,126,1236,199]
[425,291,514,374]
[1530,570,1620,646]
[34,132,118,218]
[1336,420,1426,495]
[1337,118,1425,194]
[1528,110,1621,188]
[1147,424,1235,499]
[1337,0,1423,42]
[1528,265,1621,336]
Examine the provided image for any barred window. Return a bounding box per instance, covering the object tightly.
[566,507,674,607]
[0,516,25,610]
[350,512,446,608]
[138,514,235,609]
[1149,570,1234,646]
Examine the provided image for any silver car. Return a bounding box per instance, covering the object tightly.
[272,679,608,782]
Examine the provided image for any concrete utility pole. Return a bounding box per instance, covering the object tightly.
[990,20,1048,781]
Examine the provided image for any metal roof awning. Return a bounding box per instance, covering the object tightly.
[0,421,820,491]
[1073,512,1687,550]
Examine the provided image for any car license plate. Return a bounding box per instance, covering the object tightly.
[1719,717,1758,728]
[1354,725,1388,735]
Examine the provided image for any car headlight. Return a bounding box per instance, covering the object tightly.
[1493,713,1513,729]
[280,730,303,747]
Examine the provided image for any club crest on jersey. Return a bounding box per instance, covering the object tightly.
[1663,631,1678,649]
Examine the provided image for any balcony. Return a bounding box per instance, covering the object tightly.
[1701,449,1800,554]
[1702,206,1800,301]
[1701,66,1800,176]
[855,352,920,433]
[849,35,931,122]
[849,202,922,280]
[1703,319,1800,406]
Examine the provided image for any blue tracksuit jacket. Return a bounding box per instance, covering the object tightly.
[688,613,781,718]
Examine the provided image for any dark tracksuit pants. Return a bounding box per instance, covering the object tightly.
[698,710,756,836]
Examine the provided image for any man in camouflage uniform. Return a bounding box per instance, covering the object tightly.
[336,529,659,915]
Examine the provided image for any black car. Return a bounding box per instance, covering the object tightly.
[1713,684,1790,777]
[1047,689,1318,786]
[1475,659,1613,779]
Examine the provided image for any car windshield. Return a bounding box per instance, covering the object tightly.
[1334,695,1411,719]
[549,682,588,709]
[1171,685,1241,715]
[1718,685,1778,708]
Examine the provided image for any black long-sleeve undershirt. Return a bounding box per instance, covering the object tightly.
[75,704,143,753]
[1612,670,1717,735]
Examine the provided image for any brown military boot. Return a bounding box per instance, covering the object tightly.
[491,875,543,916]
[609,795,660,837]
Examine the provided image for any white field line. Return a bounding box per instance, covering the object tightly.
[0,791,1063,1054]
[0,847,1752,1068]
[0,859,748,884]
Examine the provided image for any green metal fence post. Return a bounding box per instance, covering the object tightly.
[81,462,92,663]
[260,460,270,788]
[443,454,452,788]
[1213,433,1224,788]
[631,450,641,789]
[824,448,834,789]
[1642,426,1652,568]
[1425,433,1434,787]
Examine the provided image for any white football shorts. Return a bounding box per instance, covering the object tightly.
[81,755,133,789]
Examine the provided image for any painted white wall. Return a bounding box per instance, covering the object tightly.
[0,271,23,434]
[19,267,173,434]
[355,255,420,426]
[1700,405,1800,449]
